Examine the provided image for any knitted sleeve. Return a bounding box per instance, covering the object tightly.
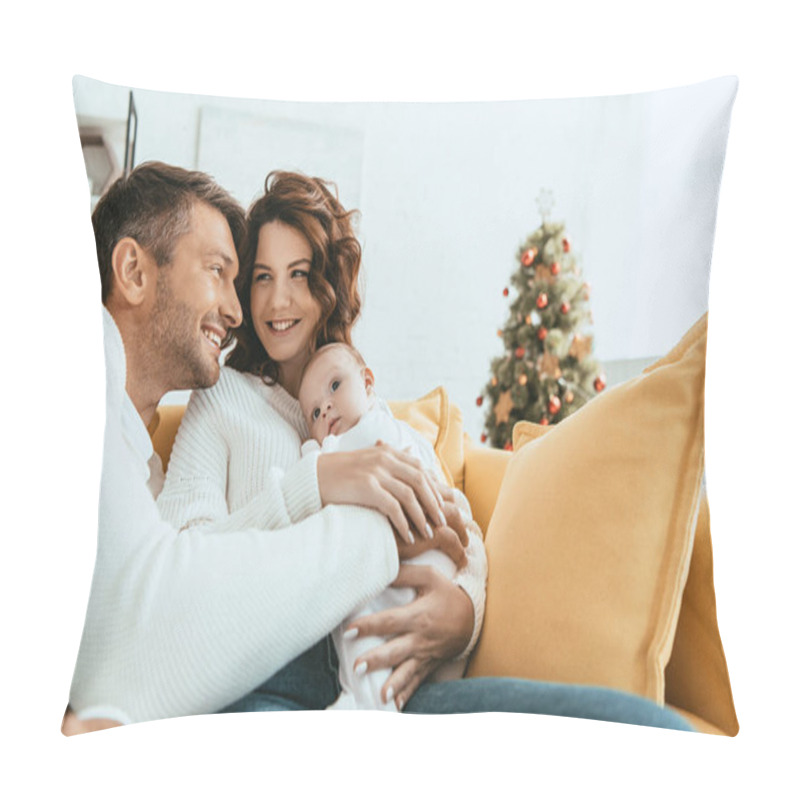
[71,424,399,723]
[449,490,488,658]
[157,371,321,533]
[69,339,401,725]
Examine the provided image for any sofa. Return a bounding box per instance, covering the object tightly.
[148,314,737,735]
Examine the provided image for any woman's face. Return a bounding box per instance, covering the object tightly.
[250,220,322,391]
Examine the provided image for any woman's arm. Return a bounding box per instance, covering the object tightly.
[158,372,322,533]
[442,487,488,658]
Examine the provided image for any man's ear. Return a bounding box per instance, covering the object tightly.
[364,367,375,394]
[110,237,156,307]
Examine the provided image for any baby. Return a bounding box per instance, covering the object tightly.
[298,342,467,711]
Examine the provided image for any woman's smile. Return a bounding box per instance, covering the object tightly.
[267,318,301,334]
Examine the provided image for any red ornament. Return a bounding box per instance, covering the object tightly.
[537,327,548,341]
[594,375,607,393]
[476,396,484,407]
[548,395,562,415]
[560,300,571,314]
[562,237,570,253]
[480,433,487,443]
[503,287,509,297]
[536,293,549,309]
[515,346,526,359]
[539,417,550,426]
[521,247,537,267]
[504,441,513,451]
[550,261,561,276]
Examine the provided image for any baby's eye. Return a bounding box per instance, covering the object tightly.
[331,380,340,392]
[312,408,320,421]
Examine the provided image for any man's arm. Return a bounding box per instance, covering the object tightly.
[69,419,399,725]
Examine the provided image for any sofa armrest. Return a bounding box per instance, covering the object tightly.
[462,436,512,537]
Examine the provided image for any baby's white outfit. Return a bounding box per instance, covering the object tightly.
[300,399,463,711]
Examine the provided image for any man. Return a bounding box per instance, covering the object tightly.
[65,162,471,732]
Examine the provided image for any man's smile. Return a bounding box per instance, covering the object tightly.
[201,325,225,353]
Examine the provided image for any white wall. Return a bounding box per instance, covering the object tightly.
[74,76,735,439]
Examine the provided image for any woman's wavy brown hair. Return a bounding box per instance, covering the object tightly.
[226,171,362,384]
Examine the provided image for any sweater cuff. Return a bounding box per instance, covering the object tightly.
[454,570,485,658]
[281,450,323,523]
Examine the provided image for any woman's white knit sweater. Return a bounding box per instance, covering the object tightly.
[158,366,487,657]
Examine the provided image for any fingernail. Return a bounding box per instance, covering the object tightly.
[425,523,434,539]
[343,627,358,641]
[407,531,415,544]
[439,511,446,526]
[354,661,367,677]
[385,687,394,704]
[459,509,469,524]
[396,696,404,711]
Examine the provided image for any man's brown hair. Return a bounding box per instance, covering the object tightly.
[92,161,245,304]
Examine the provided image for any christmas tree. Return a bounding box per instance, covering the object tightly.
[479,192,605,449]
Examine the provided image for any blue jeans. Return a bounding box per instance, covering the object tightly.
[218,637,340,713]
[218,638,693,731]
[405,677,694,731]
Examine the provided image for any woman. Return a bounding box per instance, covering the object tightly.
[158,170,486,712]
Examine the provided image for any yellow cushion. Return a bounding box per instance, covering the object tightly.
[665,491,739,735]
[463,441,513,535]
[389,386,465,490]
[467,315,708,704]
[149,405,185,473]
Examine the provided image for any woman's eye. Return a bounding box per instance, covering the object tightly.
[331,380,340,392]
[211,265,223,276]
[292,269,309,279]
[254,272,271,283]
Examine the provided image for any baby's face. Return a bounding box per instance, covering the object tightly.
[299,349,374,443]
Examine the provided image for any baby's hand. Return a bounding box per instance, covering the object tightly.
[395,500,468,569]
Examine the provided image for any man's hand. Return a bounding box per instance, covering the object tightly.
[344,564,474,710]
[61,707,122,736]
[317,444,446,544]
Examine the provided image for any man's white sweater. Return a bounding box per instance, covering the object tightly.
[68,310,399,724]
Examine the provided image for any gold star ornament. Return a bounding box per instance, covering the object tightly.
[568,334,593,361]
[537,352,563,380]
[494,390,514,424]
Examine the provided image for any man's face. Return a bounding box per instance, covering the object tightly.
[148,202,242,391]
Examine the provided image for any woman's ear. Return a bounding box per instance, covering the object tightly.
[363,367,375,394]
[109,237,156,307]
